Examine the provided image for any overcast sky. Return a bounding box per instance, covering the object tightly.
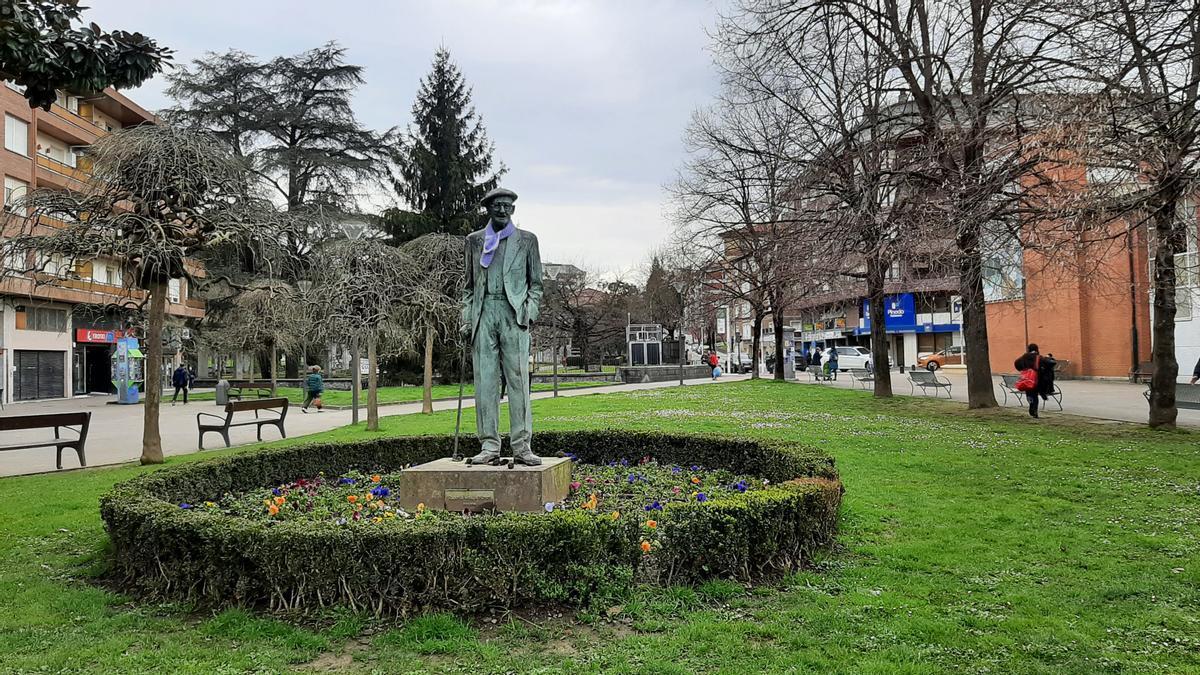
[83,0,725,276]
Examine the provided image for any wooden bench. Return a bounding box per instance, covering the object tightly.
[0,412,90,470]
[1132,361,1155,383]
[999,374,1063,411]
[1143,383,1200,410]
[908,370,952,398]
[846,368,875,390]
[197,397,288,449]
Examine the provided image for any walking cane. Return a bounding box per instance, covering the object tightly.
[451,335,467,462]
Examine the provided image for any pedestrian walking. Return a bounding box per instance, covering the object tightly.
[301,365,324,413]
[1014,343,1057,418]
[825,346,839,380]
[1190,356,1200,385]
[170,364,190,405]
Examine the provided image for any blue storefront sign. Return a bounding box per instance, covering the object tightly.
[858,293,960,335]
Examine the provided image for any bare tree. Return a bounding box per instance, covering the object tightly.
[397,233,466,414]
[301,240,418,431]
[1050,2,1200,428]
[198,278,304,395]
[1,124,286,464]
[670,97,812,380]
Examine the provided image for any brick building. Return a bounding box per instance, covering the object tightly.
[0,84,205,402]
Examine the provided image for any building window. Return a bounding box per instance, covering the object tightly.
[168,278,181,303]
[4,114,28,156]
[982,219,1024,301]
[1175,199,1198,322]
[15,305,67,332]
[54,90,79,114]
[4,176,28,216]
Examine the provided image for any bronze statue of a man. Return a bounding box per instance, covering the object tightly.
[462,187,544,465]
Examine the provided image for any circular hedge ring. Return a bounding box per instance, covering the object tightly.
[101,431,842,615]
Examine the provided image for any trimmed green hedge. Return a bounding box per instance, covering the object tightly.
[100,431,842,615]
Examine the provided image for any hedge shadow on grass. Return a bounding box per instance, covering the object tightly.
[100,431,843,616]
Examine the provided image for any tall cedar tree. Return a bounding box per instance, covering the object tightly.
[0,0,170,109]
[388,48,504,242]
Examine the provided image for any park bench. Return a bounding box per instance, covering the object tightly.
[197,397,288,449]
[846,368,875,390]
[999,374,1064,411]
[1143,383,1200,410]
[908,370,952,398]
[227,384,273,402]
[1132,361,1155,383]
[0,412,90,470]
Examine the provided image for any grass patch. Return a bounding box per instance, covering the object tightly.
[2,380,1199,672]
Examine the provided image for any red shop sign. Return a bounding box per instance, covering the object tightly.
[76,329,116,344]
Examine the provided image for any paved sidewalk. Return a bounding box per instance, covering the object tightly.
[793,367,1198,427]
[0,374,751,478]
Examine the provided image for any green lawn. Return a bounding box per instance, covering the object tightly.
[187,380,608,407]
[2,381,1198,672]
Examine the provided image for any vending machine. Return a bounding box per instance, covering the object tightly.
[111,337,145,404]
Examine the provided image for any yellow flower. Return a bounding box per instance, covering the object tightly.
[262,499,271,506]
[640,540,652,553]
[204,501,216,508]
[369,500,380,510]
[416,503,425,513]
[268,504,279,516]
[611,511,620,521]
[372,516,382,523]
[646,519,657,529]
[385,511,396,518]
[365,493,374,502]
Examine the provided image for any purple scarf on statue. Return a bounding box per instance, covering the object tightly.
[480,220,515,268]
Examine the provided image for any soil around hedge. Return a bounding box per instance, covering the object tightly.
[100,431,843,616]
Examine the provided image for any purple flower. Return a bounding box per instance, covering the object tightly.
[642,500,663,512]
[271,487,283,497]
[696,493,708,503]
[179,502,192,509]
[733,481,748,493]
[627,474,637,484]
[619,458,630,467]
[338,477,356,485]
[690,465,701,472]
[544,502,555,512]
[370,486,390,498]
[565,452,578,461]
[671,466,682,474]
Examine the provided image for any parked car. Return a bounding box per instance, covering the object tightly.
[722,352,753,373]
[830,346,883,372]
[917,345,965,371]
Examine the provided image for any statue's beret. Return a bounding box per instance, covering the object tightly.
[481,187,518,206]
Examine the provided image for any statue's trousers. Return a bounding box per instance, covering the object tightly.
[473,295,532,454]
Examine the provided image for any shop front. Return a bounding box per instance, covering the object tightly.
[73,327,118,395]
[857,293,963,369]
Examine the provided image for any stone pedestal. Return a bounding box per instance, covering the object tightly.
[398,457,572,513]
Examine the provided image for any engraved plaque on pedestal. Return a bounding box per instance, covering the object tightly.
[398,457,572,513]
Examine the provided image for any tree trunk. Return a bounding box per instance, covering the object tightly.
[958,221,999,408]
[422,323,434,414]
[367,336,380,431]
[351,339,360,425]
[270,340,278,397]
[772,311,786,381]
[750,308,763,380]
[140,280,167,465]
[867,257,893,397]
[284,352,299,379]
[1148,199,1181,428]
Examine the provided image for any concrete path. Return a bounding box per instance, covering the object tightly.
[792,367,1198,428]
[0,374,752,478]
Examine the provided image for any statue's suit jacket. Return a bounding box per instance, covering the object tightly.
[462,227,544,339]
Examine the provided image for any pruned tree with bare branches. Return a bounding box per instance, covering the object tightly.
[397,233,467,414]
[0,124,290,464]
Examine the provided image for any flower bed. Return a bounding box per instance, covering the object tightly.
[101,431,843,616]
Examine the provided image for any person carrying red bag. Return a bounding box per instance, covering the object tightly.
[1014,343,1057,418]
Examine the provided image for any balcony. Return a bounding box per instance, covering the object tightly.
[35,154,91,191]
[38,104,104,146]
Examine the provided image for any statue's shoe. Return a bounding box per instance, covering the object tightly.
[468,449,500,465]
[512,449,542,466]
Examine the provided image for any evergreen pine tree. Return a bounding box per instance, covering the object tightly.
[389,48,504,242]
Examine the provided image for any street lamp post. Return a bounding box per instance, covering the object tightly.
[340,220,364,425]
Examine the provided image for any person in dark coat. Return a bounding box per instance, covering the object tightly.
[171,364,190,405]
[1190,356,1200,385]
[1014,343,1057,418]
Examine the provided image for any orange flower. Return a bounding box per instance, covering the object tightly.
[611,511,620,521]
[646,519,657,529]
[691,476,700,485]
[640,540,652,553]
[347,495,358,504]
[371,474,381,483]
[268,504,279,516]
[365,493,374,502]
[274,496,286,505]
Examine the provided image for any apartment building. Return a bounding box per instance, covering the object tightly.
[0,84,205,403]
